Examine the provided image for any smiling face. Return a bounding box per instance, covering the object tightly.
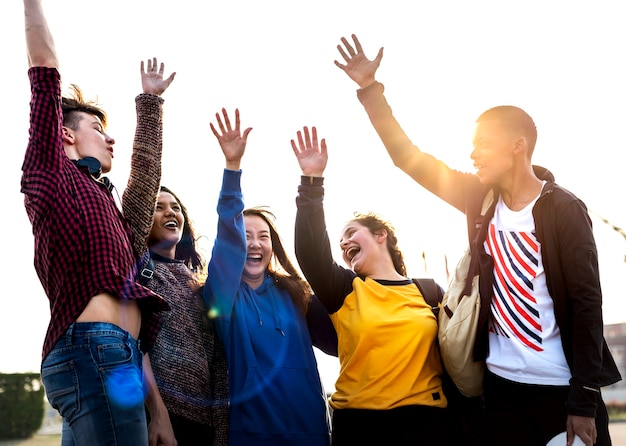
[243,214,273,289]
[340,221,383,276]
[471,119,517,185]
[63,112,115,173]
[148,191,184,259]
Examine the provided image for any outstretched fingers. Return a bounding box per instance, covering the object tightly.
[140,57,176,95]
[351,34,364,53]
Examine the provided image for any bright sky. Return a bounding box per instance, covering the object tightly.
[2,1,625,393]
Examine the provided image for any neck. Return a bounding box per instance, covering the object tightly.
[366,264,405,281]
[150,245,176,260]
[243,273,265,290]
[499,167,543,211]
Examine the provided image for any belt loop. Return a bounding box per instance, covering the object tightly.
[65,323,75,346]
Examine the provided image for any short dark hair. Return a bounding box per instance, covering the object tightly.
[477,105,537,154]
[349,212,407,277]
[61,84,107,130]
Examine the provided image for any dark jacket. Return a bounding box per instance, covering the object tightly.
[356,81,621,418]
[470,167,621,416]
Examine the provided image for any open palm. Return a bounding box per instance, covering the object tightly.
[210,108,252,164]
[334,34,383,88]
[140,57,176,96]
[291,126,327,177]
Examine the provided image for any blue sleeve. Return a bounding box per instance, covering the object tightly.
[203,169,245,327]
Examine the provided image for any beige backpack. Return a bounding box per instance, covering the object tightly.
[438,190,494,397]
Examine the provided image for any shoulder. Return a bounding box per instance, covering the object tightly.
[541,182,587,211]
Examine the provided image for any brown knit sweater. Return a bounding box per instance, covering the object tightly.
[122,93,229,445]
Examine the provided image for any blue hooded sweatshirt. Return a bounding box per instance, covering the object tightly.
[203,169,331,446]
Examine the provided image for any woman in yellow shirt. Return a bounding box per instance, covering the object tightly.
[291,126,450,446]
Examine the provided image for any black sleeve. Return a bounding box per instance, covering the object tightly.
[295,175,356,313]
[306,294,338,357]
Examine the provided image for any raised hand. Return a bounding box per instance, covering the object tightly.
[210,108,252,171]
[290,126,327,177]
[334,34,383,89]
[141,58,176,96]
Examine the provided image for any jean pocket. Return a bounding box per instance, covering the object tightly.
[96,339,133,367]
[41,360,78,421]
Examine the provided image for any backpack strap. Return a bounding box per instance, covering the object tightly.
[139,256,155,286]
[412,278,443,319]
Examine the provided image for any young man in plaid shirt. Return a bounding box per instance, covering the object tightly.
[22,1,175,444]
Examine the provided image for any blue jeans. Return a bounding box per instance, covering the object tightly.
[41,322,148,446]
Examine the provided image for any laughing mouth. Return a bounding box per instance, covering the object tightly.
[247,254,263,263]
[345,246,360,261]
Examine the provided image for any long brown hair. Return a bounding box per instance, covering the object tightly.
[244,207,310,315]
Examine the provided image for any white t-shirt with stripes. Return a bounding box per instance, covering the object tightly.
[484,190,571,385]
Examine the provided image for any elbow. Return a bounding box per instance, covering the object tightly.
[27,53,58,69]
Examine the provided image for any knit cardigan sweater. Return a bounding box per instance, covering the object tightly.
[121,94,229,444]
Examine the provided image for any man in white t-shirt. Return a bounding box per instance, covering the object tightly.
[334,33,622,446]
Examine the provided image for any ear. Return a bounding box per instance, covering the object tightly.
[375,229,388,244]
[62,126,76,145]
[512,135,528,156]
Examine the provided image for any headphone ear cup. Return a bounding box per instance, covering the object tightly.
[72,157,102,178]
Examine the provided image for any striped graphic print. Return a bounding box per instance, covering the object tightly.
[486,223,544,352]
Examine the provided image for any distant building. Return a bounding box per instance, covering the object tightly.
[603,322,626,404]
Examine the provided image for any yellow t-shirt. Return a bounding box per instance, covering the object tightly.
[329,277,447,410]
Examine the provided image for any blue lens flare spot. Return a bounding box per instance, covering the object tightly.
[104,365,145,409]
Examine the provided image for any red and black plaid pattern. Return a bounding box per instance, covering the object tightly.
[22,67,167,359]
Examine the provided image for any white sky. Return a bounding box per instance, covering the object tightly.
[2,1,625,392]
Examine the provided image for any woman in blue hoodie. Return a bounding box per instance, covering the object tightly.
[203,108,335,446]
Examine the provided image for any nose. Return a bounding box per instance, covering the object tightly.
[164,206,175,217]
[339,238,349,249]
[105,133,115,145]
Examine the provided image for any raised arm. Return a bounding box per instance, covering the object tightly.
[203,109,252,328]
[24,0,58,68]
[292,127,354,313]
[122,58,176,259]
[335,34,475,213]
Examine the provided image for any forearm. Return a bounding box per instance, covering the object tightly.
[560,203,605,416]
[24,0,58,68]
[143,354,169,420]
[359,82,482,213]
[122,94,165,257]
[356,82,425,172]
[295,177,354,312]
[204,170,246,315]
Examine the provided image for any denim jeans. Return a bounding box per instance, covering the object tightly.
[41,322,148,446]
